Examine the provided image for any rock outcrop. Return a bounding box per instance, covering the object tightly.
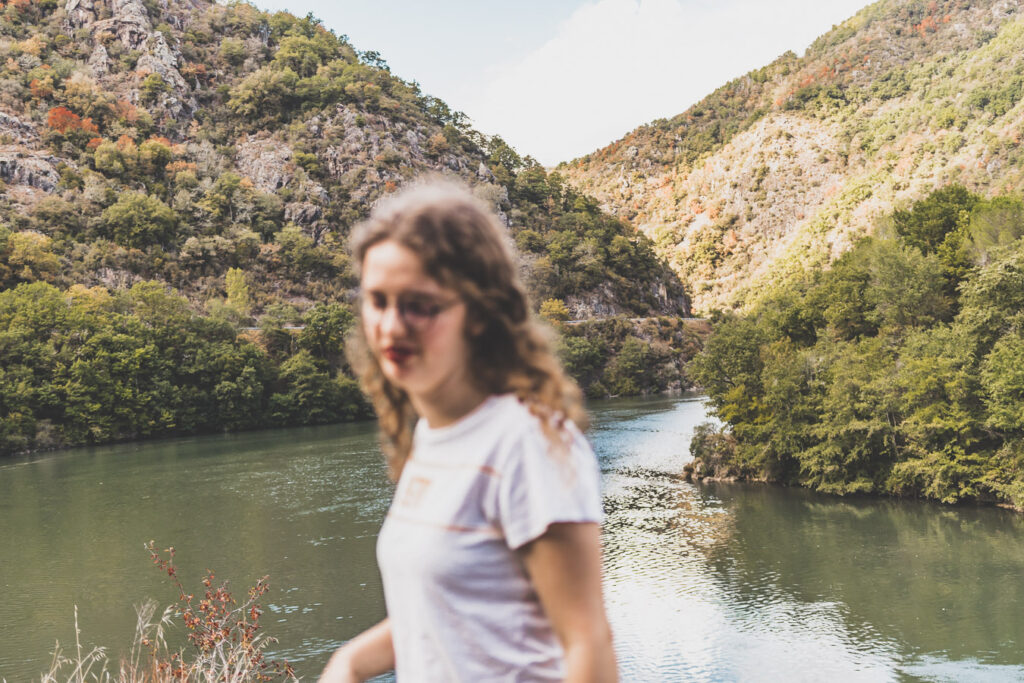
[0,112,39,145]
[65,0,195,118]
[0,148,62,192]
[235,134,294,192]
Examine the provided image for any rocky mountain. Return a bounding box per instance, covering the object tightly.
[0,0,694,455]
[561,0,1024,313]
[0,0,687,319]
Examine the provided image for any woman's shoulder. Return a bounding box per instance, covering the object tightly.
[490,396,592,466]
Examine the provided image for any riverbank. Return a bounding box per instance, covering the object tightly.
[2,313,709,460]
[684,425,1024,514]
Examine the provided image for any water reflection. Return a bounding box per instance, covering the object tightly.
[593,398,1024,682]
[1,397,1023,681]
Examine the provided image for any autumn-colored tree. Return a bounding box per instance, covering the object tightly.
[180,61,210,83]
[539,298,571,323]
[46,106,81,133]
[115,134,137,154]
[29,77,53,99]
[46,106,99,136]
[114,98,139,123]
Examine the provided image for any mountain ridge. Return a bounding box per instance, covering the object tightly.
[561,0,1024,313]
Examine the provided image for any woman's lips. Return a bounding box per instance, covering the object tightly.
[383,346,414,364]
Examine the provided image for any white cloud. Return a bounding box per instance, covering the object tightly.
[464,0,870,165]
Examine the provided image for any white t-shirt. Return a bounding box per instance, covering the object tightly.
[376,393,603,682]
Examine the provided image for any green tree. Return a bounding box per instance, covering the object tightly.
[269,351,357,425]
[1,230,60,286]
[140,74,170,103]
[227,66,300,124]
[891,185,979,286]
[219,37,246,66]
[965,196,1024,266]
[101,192,178,248]
[298,302,354,370]
[225,267,253,317]
[272,34,338,77]
[981,334,1024,432]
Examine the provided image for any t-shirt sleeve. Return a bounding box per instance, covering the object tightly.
[496,426,604,550]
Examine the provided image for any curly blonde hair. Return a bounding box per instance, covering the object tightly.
[348,182,587,480]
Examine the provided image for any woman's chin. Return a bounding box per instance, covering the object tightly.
[381,359,418,388]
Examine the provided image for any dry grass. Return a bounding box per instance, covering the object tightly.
[34,544,297,683]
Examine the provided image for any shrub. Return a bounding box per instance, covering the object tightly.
[101,192,178,248]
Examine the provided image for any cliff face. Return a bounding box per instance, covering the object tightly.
[562,0,1024,313]
[0,0,687,318]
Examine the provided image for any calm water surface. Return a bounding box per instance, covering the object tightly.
[1,396,1023,681]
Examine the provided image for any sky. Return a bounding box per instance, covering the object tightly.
[252,0,874,166]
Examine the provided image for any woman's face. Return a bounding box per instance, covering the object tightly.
[360,239,475,402]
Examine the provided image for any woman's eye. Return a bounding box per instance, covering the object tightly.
[402,299,436,319]
[367,293,387,310]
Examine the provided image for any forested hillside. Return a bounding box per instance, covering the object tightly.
[563,0,1024,313]
[0,0,690,455]
[689,186,1024,510]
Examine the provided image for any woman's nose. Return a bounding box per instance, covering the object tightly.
[378,302,408,336]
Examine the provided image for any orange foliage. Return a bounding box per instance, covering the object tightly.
[166,160,197,173]
[46,106,98,134]
[115,98,139,123]
[181,62,209,82]
[384,180,398,193]
[914,16,939,37]
[86,137,104,150]
[116,134,137,153]
[29,78,53,99]
[145,542,294,681]
[46,107,77,133]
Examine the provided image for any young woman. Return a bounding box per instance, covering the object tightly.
[320,183,617,682]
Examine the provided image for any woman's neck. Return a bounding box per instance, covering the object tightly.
[410,382,490,429]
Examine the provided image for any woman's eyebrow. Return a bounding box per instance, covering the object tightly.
[361,288,445,302]
[401,291,445,300]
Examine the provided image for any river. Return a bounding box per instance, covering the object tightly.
[1,396,1023,681]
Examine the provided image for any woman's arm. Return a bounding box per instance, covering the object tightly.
[319,618,395,683]
[520,522,618,683]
